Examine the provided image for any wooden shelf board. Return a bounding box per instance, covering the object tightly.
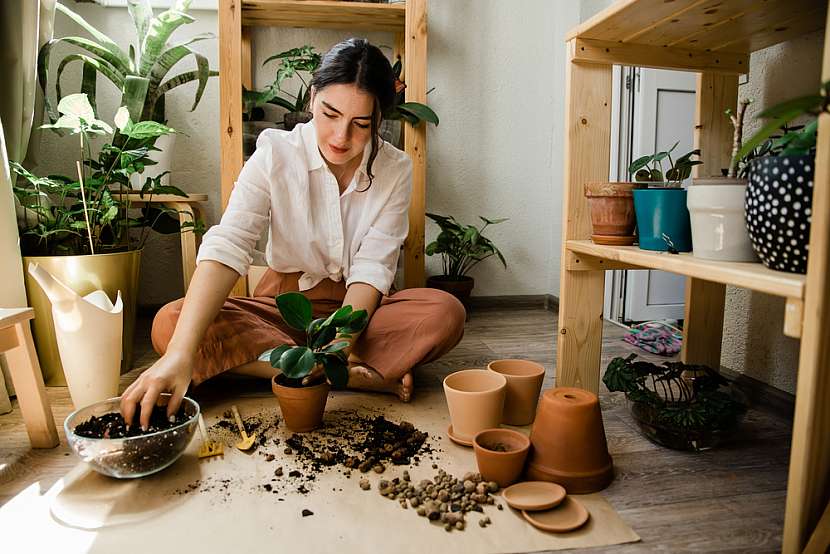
[242,0,405,31]
[567,239,805,299]
[568,0,826,59]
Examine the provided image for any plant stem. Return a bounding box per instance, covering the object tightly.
[728,99,751,179]
[76,159,95,255]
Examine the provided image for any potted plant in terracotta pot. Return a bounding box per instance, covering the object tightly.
[425,213,508,303]
[260,292,368,432]
[39,0,218,186]
[735,80,828,274]
[11,94,192,386]
[629,143,701,252]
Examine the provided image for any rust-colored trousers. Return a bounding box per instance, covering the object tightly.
[151,270,467,386]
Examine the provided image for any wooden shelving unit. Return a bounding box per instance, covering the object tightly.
[218,0,428,295]
[558,1,829,552]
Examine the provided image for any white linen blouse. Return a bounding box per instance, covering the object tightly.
[196,120,413,296]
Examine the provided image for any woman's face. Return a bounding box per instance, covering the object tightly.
[310,83,375,167]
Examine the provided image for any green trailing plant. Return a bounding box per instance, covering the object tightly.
[736,80,830,162]
[39,0,217,126]
[425,213,507,279]
[603,354,746,432]
[628,142,702,188]
[259,292,368,388]
[10,93,197,256]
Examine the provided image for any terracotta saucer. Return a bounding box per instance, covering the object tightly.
[591,233,636,246]
[502,481,566,511]
[522,496,590,533]
[446,424,473,447]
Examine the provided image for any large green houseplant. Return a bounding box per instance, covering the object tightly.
[11,93,194,385]
[425,213,507,303]
[260,292,368,432]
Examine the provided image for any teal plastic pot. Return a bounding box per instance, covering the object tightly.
[632,188,692,252]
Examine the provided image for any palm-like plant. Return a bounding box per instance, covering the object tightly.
[38,0,217,126]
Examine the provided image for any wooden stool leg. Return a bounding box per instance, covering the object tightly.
[2,322,60,448]
[168,201,198,294]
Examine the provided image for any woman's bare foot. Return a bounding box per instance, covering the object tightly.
[348,363,414,402]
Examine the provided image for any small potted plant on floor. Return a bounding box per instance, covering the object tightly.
[261,292,368,432]
[11,93,193,386]
[425,213,508,302]
[686,99,757,261]
[603,354,747,452]
[735,81,828,274]
[629,143,701,252]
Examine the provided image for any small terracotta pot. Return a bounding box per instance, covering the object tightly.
[487,359,545,426]
[526,387,614,493]
[443,369,507,442]
[473,428,531,487]
[584,182,638,245]
[272,374,330,432]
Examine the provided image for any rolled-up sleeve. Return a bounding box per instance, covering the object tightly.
[346,159,413,295]
[196,139,274,276]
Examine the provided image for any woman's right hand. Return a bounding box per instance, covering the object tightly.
[119,349,193,431]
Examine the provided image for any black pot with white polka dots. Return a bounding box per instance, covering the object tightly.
[745,155,814,274]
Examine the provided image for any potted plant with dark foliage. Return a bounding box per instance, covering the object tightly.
[603,354,746,452]
[735,81,829,274]
[11,93,196,385]
[629,143,701,252]
[260,292,368,432]
[424,213,508,303]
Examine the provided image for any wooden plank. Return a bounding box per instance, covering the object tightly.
[783,7,830,551]
[241,25,253,90]
[565,250,636,271]
[572,38,748,75]
[3,322,59,448]
[0,325,19,353]
[631,0,762,47]
[567,0,704,43]
[681,278,725,369]
[784,298,804,339]
[693,73,738,179]
[112,193,208,203]
[556,42,612,393]
[219,0,249,297]
[803,499,830,554]
[567,240,806,300]
[167,202,198,294]
[0,308,34,329]
[242,0,405,31]
[719,6,827,55]
[403,0,426,289]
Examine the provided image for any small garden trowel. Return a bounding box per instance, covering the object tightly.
[231,405,257,451]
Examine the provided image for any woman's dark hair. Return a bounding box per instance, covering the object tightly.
[310,38,396,189]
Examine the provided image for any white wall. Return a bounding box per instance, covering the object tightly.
[40,0,577,305]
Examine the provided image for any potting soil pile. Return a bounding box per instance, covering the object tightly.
[0,390,639,553]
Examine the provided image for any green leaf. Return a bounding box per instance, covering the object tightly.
[757,94,823,119]
[127,0,153,62]
[478,216,509,226]
[260,344,291,365]
[125,120,175,139]
[311,324,337,350]
[139,8,195,76]
[322,340,350,353]
[341,309,369,334]
[321,355,349,389]
[280,346,316,379]
[628,154,653,175]
[396,102,439,125]
[323,305,353,328]
[276,292,313,331]
[55,3,132,71]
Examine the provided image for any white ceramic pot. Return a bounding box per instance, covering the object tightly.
[687,178,757,262]
[130,133,176,189]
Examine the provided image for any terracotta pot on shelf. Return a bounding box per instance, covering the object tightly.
[487,359,545,426]
[272,375,330,432]
[473,428,531,487]
[443,369,507,443]
[584,182,639,246]
[526,387,614,494]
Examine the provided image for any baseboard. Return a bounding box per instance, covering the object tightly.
[466,294,559,311]
[720,366,795,420]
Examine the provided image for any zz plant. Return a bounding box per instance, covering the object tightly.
[260,292,368,388]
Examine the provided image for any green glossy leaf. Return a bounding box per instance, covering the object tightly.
[280,346,315,379]
[55,3,132,71]
[323,305,353,328]
[311,324,337,350]
[276,292,313,331]
[628,154,653,174]
[322,355,349,389]
[341,309,369,334]
[396,102,439,125]
[260,344,291,365]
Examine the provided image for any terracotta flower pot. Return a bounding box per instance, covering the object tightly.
[443,369,507,443]
[487,359,545,426]
[584,182,638,245]
[473,428,531,487]
[526,387,614,493]
[272,374,330,432]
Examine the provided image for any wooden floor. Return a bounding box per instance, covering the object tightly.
[0,305,790,552]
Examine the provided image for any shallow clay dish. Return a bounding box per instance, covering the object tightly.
[447,424,473,447]
[502,481,566,511]
[522,496,590,533]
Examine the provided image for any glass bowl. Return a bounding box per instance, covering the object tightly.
[64,395,200,479]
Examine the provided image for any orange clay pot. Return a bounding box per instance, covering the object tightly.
[526,387,614,493]
[473,428,531,487]
[272,374,330,432]
[584,182,638,245]
[487,359,545,426]
[443,369,507,443]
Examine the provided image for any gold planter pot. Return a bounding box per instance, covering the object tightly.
[23,250,142,386]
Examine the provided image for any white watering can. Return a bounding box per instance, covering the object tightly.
[27,263,123,409]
